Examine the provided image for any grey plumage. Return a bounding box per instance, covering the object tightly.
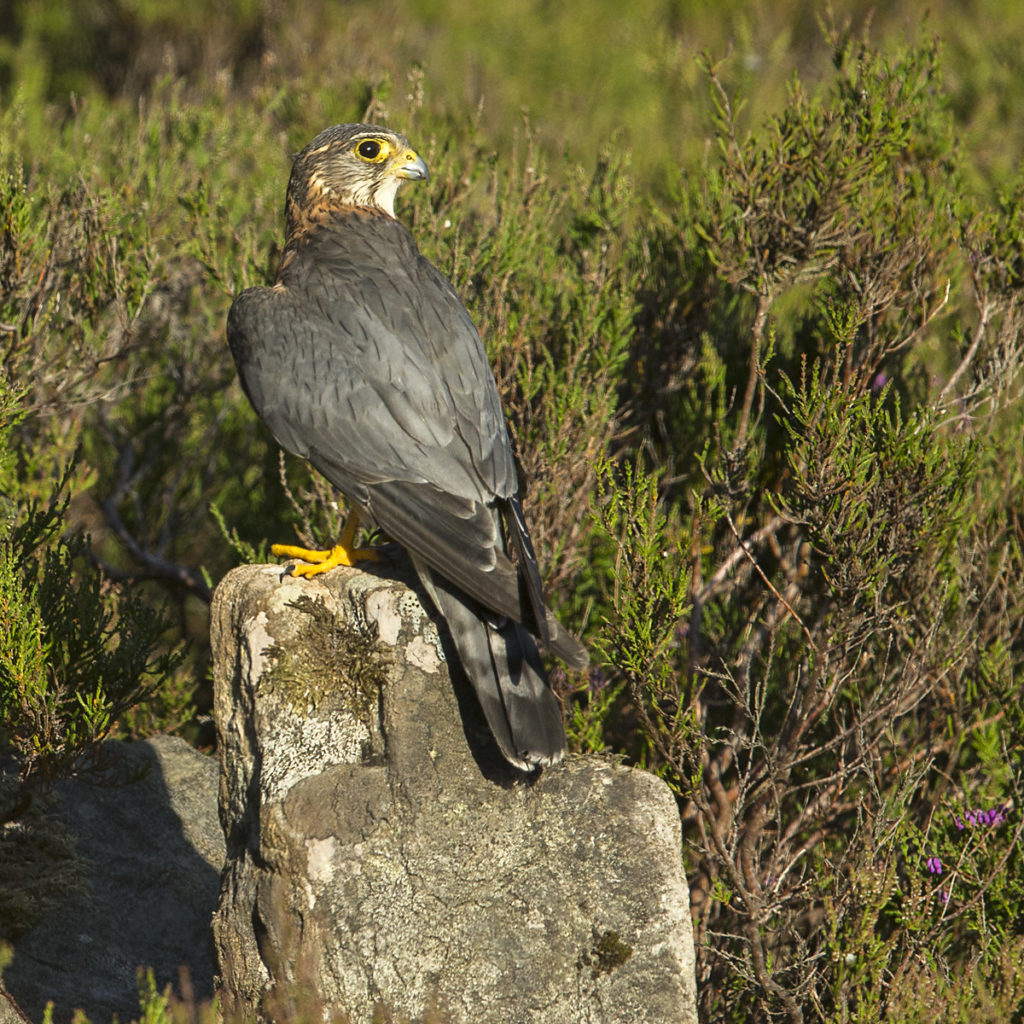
[227,124,587,770]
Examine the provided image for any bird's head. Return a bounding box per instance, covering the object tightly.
[285,123,429,227]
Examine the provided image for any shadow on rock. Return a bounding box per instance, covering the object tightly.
[1,735,224,1024]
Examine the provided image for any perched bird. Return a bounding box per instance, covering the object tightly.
[227,123,588,771]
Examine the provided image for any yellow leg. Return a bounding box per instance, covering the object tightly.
[271,510,379,578]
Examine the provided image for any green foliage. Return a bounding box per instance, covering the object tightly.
[770,355,976,633]
[632,32,1024,1024]
[584,453,694,767]
[0,382,182,809]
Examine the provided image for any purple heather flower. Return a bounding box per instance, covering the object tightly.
[955,803,1011,831]
[926,856,942,875]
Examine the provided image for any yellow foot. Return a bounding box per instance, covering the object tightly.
[271,511,379,578]
[270,542,379,577]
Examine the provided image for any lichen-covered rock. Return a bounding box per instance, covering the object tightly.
[211,563,697,1024]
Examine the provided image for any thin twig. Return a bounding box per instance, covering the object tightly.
[99,496,212,603]
[722,505,819,655]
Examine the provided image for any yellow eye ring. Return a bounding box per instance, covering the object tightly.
[356,138,391,162]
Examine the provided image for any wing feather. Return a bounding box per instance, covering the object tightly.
[227,206,587,671]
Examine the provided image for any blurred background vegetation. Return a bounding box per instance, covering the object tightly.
[2,0,1024,1021]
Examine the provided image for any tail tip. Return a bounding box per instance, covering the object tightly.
[508,745,566,773]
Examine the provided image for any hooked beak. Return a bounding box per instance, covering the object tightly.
[394,148,430,182]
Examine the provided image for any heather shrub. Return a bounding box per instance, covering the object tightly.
[0,377,182,819]
[588,30,1024,1023]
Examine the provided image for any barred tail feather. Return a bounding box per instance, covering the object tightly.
[412,558,566,771]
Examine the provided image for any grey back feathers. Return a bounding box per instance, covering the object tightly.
[227,123,587,771]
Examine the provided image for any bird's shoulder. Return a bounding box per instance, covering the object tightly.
[270,207,492,378]
[226,204,517,499]
[281,205,422,281]
[226,208,417,356]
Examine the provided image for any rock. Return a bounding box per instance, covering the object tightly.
[0,735,224,1024]
[211,562,698,1024]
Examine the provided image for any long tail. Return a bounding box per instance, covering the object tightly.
[412,558,566,771]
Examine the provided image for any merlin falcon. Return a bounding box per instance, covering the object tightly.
[227,123,588,771]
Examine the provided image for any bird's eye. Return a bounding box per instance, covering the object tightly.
[356,139,389,162]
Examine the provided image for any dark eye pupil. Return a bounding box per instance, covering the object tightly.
[358,140,381,159]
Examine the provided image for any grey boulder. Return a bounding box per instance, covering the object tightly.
[211,562,697,1024]
[0,735,223,1024]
